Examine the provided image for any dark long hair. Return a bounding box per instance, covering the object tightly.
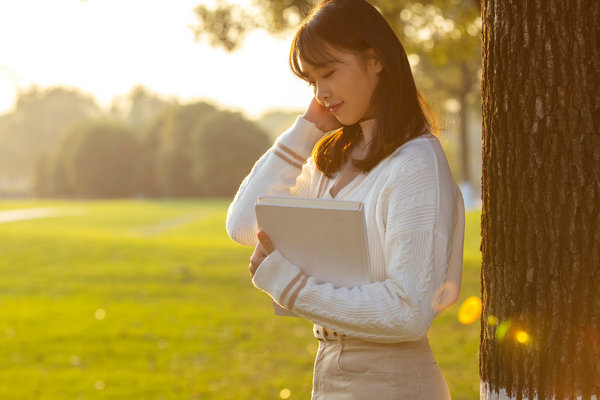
[289,0,437,177]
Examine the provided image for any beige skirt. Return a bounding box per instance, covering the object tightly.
[311,326,452,400]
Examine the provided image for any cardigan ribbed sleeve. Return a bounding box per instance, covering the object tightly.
[226,117,325,246]
[251,142,461,343]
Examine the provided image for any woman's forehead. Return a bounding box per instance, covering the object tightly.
[296,38,342,64]
[298,45,351,71]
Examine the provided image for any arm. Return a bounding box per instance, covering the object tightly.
[251,148,463,343]
[226,117,325,246]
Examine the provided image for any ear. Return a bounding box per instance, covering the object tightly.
[365,48,383,74]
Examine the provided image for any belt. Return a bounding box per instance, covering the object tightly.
[314,324,345,341]
[313,325,432,352]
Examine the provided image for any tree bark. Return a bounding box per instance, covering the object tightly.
[480,0,599,399]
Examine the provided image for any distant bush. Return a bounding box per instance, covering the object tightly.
[139,102,271,198]
[0,87,100,194]
[32,100,271,199]
[190,111,271,197]
[149,102,219,197]
[35,119,141,197]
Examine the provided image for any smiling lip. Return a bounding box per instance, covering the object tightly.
[327,102,343,113]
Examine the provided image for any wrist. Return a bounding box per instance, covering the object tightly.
[301,112,323,131]
[301,112,342,133]
[276,117,326,159]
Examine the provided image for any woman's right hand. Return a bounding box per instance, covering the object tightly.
[302,97,343,133]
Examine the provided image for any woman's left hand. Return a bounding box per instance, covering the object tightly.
[249,231,275,277]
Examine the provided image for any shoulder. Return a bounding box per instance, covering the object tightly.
[392,133,439,161]
[382,133,441,181]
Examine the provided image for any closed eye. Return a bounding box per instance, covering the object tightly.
[323,70,335,78]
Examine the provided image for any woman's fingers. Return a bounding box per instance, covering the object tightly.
[302,97,343,133]
[249,243,266,277]
[249,261,258,277]
[257,231,275,254]
[249,232,275,277]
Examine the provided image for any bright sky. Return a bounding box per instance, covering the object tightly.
[0,0,311,118]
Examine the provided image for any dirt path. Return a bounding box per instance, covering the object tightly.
[139,212,207,236]
[0,207,85,224]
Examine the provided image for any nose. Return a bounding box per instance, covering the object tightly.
[313,82,330,105]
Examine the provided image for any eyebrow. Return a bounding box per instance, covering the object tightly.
[303,60,340,78]
[314,62,338,70]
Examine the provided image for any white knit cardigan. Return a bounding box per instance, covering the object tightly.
[226,116,465,343]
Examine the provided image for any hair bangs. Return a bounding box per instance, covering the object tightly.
[290,26,342,82]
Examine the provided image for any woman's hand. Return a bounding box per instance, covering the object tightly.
[302,97,343,133]
[249,231,275,277]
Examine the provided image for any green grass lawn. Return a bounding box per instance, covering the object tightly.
[0,199,481,399]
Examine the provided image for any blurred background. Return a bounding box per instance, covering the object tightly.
[0,0,482,206]
[0,1,483,399]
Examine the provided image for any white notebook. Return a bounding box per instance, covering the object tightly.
[255,195,371,316]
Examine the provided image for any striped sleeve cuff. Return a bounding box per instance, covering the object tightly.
[251,250,308,310]
[271,142,305,169]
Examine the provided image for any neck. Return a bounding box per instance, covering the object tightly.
[358,118,377,144]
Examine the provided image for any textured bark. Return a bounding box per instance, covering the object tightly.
[480,0,600,399]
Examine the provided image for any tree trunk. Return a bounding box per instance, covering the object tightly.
[480,0,599,399]
[458,72,471,186]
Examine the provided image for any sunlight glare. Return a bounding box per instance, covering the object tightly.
[444,98,461,113]
[400,9,411,21]
[0,1,308,117]
[408,54,421,67]
[95,309,106,320]
[495,320,509,341]
[515,330,531,344]
[458,296,482,325]
[69,355,82,367]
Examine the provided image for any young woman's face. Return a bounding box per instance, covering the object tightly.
[301,46,382,125]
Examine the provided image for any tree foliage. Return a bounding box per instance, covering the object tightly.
[191,0,482,186]
[109,85,176,128]
[190,0,481,96]
[149,102,219,197]
[0,86,100,183]
[42,119,141,198]
[190,111,272,196]
[13,85,271,199]
[145,102,271,197]
[5,84,271,199]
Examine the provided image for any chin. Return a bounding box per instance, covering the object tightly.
[335,115,360,126]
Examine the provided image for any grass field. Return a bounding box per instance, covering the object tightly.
[0,199,481,399]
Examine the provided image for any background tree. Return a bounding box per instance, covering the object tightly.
[109,85,176,128]
[0,86,100,192]
[480,1,599,399]
[189,111,271,197]
[191,0,482,190]
[146,102,271,198]
[52,119,141,198]
[150,102,219,197]
[27,95,272,199]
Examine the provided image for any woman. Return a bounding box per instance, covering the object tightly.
[226,0,464,398]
